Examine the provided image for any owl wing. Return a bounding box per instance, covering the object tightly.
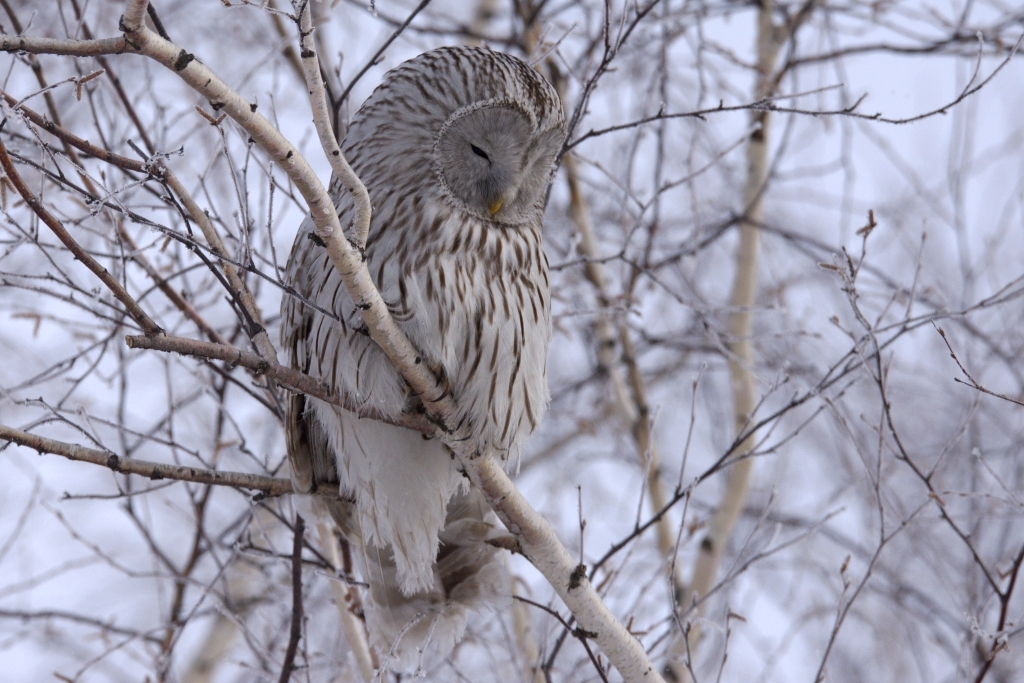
[284,390,360,539]
[280,196,364,539]
[281,199,335,488]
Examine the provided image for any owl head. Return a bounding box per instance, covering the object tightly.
[347,46,566,228]
[435,97,565,226]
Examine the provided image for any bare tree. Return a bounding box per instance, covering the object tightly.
[1,1,1022,682]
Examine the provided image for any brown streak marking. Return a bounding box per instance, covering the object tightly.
[487,329,500,372]
[524,389,536,431]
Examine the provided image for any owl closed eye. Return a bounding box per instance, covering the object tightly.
[434,101,564,225]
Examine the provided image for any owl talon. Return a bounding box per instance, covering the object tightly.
[428,362,453,403]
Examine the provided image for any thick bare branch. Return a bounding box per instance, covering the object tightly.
[296,2,371,248]
[0,34,132,56]
[669,2,785,677]
[123,333,435,435]
[316,522,375,683]
[0,424,292,494]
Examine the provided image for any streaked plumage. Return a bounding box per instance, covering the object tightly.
[281,46,564,667]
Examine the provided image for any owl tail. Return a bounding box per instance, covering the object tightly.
[315,403,472,594]
[361,487,510,672]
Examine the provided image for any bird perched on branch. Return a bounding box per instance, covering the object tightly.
[281,45,565,667]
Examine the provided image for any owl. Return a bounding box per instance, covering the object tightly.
[281,46,565,666]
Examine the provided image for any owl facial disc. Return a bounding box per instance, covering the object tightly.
[434,100,563,226]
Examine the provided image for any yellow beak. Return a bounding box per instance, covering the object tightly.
[488,198,504,215]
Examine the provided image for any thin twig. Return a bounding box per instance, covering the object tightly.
[336,0,434,110]
[935,325,1024,407]
[278,514,305,683]
[0,136,163,335]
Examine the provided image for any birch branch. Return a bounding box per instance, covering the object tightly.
[0,4,662,680]
[560,103,676,683]
[0,34,131,57]
[519,13,685,672]
[563,146,680,584]
[123,333,434,434]
[511,577,546,683]
[296,2,371,249]
[316,521,375,683]
[0,424,293,495]
[564,112,684,659]
[668,1,786,678]
[296,9,391,677]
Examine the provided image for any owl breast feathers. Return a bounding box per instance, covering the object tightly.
[281,46,565,667]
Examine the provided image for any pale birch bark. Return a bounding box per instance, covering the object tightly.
[180,612,240,683]
[511,577,546,683]
[667,2,784,679]
[0,425,294,494]
[316,522,376,683]
[181,539,272,683]
[563,147,681,588]
[467,0,500,45]
[296,5,371,249]
[530,14,685,678]
[295,14,378,675]
[521,16,685,672]
[0,4,663,680]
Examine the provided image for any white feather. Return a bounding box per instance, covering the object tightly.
[313,399,464,594]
